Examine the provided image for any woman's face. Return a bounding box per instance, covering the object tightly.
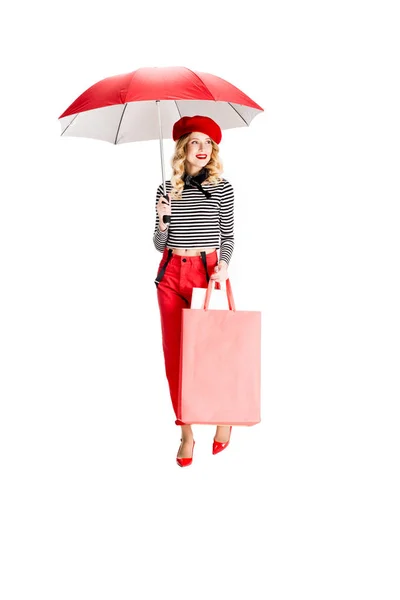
[185,131,213,175]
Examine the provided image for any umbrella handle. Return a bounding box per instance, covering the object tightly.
[161,194,171,223]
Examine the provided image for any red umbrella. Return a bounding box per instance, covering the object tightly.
[59,65,264,195]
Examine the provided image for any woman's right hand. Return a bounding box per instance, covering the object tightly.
[157,192,172,225]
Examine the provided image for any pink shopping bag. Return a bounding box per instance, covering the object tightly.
[177,278,261,425]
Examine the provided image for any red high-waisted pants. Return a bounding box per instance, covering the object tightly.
[155,248,219,423]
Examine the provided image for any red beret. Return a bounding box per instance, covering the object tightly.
[172,115,222,145]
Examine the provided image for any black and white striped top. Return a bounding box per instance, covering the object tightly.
[153,178,235,265]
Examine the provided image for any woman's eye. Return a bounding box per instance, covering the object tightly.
[191,139,211,145]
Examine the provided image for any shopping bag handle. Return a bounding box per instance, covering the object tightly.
[203,278,236,311]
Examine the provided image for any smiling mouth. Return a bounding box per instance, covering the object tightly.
[196,155,207,159]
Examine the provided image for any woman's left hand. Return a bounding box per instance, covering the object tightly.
[210,262,228,283]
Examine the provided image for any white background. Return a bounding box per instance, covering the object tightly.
[1,1,399,598]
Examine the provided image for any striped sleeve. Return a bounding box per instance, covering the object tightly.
[219,180,235,265]
[153,184,169,253]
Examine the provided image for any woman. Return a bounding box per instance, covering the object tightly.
[153,115,234,467]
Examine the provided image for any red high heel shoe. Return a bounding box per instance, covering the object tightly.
[176,439,195,467]
[212,426,232,455]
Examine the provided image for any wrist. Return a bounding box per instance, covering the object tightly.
[218,260,228,269]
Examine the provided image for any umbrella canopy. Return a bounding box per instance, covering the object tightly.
[58,66,264,192]
[59,66,263,142]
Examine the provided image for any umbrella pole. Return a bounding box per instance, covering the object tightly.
[156,100,166,196]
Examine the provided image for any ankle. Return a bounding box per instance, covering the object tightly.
[181,425,193,442]
[181,435,194,444]
[216,425,230,433]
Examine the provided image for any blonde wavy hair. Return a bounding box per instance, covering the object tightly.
[169,133,223,199]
